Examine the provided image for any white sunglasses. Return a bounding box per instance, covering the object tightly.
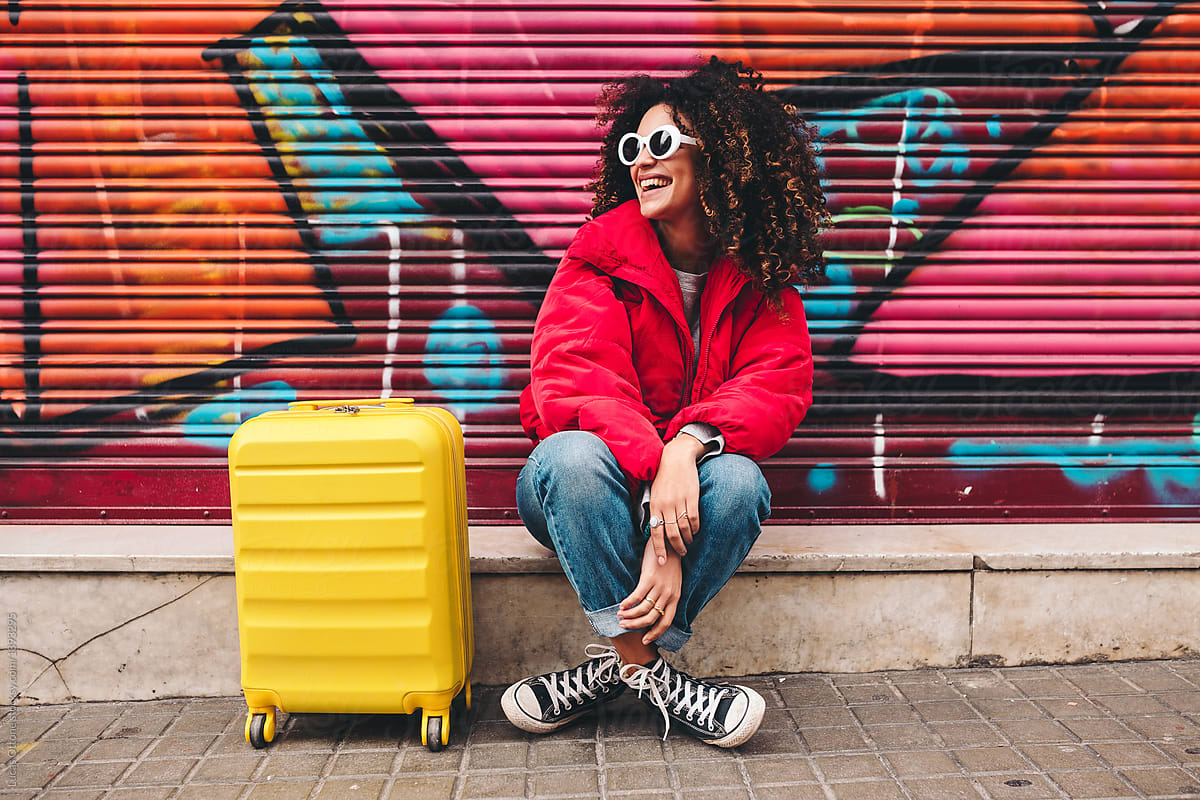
[617,124,698,166]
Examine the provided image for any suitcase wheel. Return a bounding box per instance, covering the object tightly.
[245,710,276,749]
[421,709,450,752]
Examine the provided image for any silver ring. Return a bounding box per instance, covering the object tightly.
[648,515,664,528]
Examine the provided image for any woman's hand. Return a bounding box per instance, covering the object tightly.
[617,538,683,645]
[646,434,704,564]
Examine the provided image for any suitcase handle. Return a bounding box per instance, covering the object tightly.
[288,398,415,413]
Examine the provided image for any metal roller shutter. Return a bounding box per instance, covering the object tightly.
[3,1,1199,523]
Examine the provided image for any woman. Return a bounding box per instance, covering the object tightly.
[502,58,828,748]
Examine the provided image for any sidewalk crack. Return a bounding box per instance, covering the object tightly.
[15,576,217,702]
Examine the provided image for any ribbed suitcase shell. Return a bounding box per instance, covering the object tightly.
[227,398,472,749]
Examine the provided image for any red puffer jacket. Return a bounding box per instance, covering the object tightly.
[519,199,813,484]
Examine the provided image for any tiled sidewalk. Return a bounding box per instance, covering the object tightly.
[7,659,1200,799]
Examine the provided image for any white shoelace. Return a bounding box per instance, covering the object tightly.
[536,644,622,717]
[620,659,731,740]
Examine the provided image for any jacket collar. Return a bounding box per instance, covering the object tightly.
[573,200,750,322]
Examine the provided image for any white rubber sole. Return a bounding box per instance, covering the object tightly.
[500,682,584,734]
[705,685,766,748]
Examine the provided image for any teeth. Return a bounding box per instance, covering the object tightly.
[640,177,670,190]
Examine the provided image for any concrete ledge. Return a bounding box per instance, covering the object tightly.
[5,522,1200,573]
[5,523,1200,703]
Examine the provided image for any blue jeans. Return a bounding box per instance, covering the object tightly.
[516,430,770,652]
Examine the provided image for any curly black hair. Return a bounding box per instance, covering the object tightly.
[587,57,829,302]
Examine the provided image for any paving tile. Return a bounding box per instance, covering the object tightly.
[951,746,1031,773]
[1117,667,1197,693]
[795,706,859,727]
[780,685,845,707]
[534,738,598,768]
[1090,740,1174,767]
[1048,769,1139,798]
[13,737,92,764]
[313,777,387,799]
[902,776,987,799]
[992,719,1075,744]
[801,727,869,753]
[1123,714,1200,740]
[815,753,890,781]
[105,715,174,739]
[927,721,1007,748]
[102,788,175,800]
[1060,718,1138,742]
[743,755,818,785]
[386,775,456,800]
[755,785,827,800]
[674,759,743,787]
[853,705,920,725]
[1159,742,1200,764]
[245,780,319,800]
[974,774,1062,799]
[36,791,105,800]
[394,747,463,774]
[668,737,738,761]
[883,748,961,778]
[864,723,943,750]
[1035,698,1104,718]
[191,754,264,782]
[328,751,398,775]
[1156,693,1200,714]
[1008,679,1087,700]
[913,701,980,723]
[163,712,236,737]
[605,762,671,791]
[971,699,1047,721]
[459,771,525,798]
[50,761,132,788]
[118,757,198,785]
[1094,693,1172,716]
[951,678,1020,700]
[465,742,528,770]
[1067,676,1139,695]
[1120,767,1200,797]
[599,739,659,764]
[1018,743,1105,771]
[175,785,246,800]
[44,717,122,741]
[681,789,752,800]
[896,683,961,703]
[143,735,215,759]
[839,685,903,705]
[532,768,598,796]
[828,781,907,800]
[262,751,330,778]
[78,736,153,761]
[732,731,807,756]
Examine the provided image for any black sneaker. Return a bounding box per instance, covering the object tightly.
[619,657,765,747]
[501,644,626,733]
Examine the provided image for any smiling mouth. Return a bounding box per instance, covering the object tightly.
[639,176,672,192]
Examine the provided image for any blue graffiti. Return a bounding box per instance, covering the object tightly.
[423,304,506,418]
[948,415,1200,504]
[807,463,839,494]
[182,381,297,451]
[243,37,428,229]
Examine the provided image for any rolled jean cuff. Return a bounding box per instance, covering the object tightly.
[584,603,691,653]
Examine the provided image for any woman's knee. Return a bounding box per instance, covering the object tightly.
[700,454,771,522]
[525,431,624,500]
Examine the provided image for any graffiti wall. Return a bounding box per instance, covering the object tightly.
[3,1,1199,523]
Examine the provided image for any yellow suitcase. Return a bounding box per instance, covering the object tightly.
[227,398,473,751]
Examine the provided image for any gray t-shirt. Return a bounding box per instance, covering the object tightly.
[674,268,707,357]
